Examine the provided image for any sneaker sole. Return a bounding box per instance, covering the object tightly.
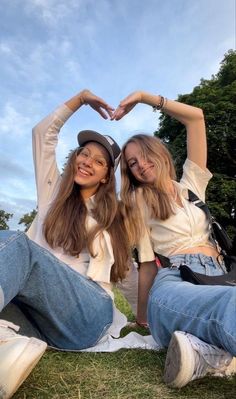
[0,337,47,399]
[164,331,195,388]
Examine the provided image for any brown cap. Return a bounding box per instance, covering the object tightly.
[77,130,121,170]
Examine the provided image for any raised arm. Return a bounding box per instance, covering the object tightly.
[112,91,207,169]
[32,90,114,207]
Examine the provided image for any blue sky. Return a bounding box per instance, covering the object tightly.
[0,0,235,230]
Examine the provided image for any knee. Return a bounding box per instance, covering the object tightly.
[0,231,28,253]
[0,230,22,243]
[0,230,23,239]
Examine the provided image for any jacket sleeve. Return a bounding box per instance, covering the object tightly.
[32,104,74,209]
[180,159,212,202]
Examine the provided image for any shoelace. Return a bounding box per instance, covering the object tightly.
[0,319,20,339]
[185,333,232,376]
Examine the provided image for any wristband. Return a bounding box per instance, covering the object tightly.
[153,96,167,112]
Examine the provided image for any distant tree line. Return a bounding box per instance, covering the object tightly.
[156,50,236,238]
[0,209,37,231]
[1,50,235,236]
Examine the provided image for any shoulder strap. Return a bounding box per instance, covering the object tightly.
[187,190,234,271]
[188,190,212,221]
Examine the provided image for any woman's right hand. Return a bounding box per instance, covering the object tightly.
[79,89,114,119]
[111,91,142,121]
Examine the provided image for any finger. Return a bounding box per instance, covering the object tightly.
[102,104,115,117]
[100,103,115,119]
[105,104,115,112]
[111,104,126,119]
[112,110,126,121]
[110,110,117,121]
[106,108,115,119]
[98,109,109,119]
[96,99,114,112]
[112,103,136,120]
[94,106,109,119]
[110,108,123,121]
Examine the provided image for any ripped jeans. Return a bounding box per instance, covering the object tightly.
[148,253,236,354]
[0,231,113,350]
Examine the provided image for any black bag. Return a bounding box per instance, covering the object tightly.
[179,190,236,286]
[179,261,236,286]
[211,219,233,256]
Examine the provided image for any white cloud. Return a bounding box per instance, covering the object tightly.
[24,0,80,26]
[0,103,32,137]
[0,42,12,54]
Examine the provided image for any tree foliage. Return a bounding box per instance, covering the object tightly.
[155,50,236,237]
[0,209,13,230]
[18,209,37,232]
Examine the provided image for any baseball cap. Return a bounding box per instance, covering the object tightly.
[77,130,121,170]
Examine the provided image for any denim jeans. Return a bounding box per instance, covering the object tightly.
[0,231,113,350]
[148,254,236,355]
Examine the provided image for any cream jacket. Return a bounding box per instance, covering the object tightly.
[27,104,130,338]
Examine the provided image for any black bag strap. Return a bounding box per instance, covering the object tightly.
[187,190,233,262]
[188,191,235,257]
[187,190,212,221]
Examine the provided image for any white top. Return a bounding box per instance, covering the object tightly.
[27,104,127,339]
[137,159,215,262]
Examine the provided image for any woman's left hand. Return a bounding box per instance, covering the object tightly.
[111,91,142,120]
[80,89,114,119]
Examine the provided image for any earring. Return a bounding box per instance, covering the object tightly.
[101,178,107,184]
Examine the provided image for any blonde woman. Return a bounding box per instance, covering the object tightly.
[112,91,236,388]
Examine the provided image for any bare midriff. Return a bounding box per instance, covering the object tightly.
[174,245,219,258]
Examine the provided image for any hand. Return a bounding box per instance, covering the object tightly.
[111,91,142,121]
[80,89,114,119]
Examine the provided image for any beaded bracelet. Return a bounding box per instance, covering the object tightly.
[153,96,167,112]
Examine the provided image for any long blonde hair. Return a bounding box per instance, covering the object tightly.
[44,148,130,282]
[120,134,176,247]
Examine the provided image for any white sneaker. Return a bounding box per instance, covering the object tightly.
[0,320,47,399]
[164,331,236,388]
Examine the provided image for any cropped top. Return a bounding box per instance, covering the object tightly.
[137,159,214,262]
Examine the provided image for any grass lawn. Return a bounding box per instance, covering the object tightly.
[14,290,235,399]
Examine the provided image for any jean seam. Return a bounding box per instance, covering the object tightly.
[0,231,25,249]
[150,300,236,339]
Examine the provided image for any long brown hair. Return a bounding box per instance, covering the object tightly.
[44,148,130,282]
[120,134,176,247]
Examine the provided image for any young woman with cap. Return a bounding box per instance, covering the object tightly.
[0,90,131,398]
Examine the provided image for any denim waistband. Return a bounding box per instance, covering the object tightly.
[168,253,226,272]
[169,253,215,265]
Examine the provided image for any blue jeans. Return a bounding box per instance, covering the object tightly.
[148,254,236,355]
[0,231,113,350]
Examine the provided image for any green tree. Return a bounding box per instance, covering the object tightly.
[0,209,13,230]
[156,50,236,237]
[18,209,37,232]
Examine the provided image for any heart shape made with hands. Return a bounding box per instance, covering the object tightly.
[82,90,142,121]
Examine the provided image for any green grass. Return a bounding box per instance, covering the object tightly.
[14,290,235,399]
